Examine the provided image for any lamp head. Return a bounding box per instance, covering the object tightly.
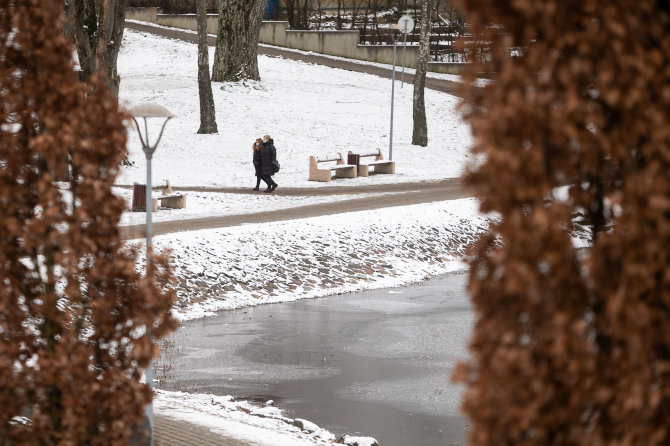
[129,103,175,119]
[129,103,174,156]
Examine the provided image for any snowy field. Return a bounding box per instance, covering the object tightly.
[147,198,489,321]
[117,30,472,189]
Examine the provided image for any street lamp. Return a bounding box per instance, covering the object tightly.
[388,24,402,162]
[129,103,174,446]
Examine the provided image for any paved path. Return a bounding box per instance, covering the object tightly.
[115,177,460,196]
[155,414,252,446]
[120,178,467,239]
[125,21,479,100]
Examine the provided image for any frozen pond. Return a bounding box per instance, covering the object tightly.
[158,273,472,446]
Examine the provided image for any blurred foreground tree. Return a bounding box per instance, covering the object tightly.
[453,1,670,445]
[212,0,266,82]
[0,1,177,443]
[63,0,128,96]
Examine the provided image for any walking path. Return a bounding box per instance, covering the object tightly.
[120,178,467,239]
[155,413,252,446]
[124,21,478,100]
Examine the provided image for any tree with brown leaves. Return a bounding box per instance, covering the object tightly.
[453,1,670,445]
[0,1,177,444]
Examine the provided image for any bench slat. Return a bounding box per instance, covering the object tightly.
[315,154,342,163]
[357,152,380,158]
[330,164,355,170]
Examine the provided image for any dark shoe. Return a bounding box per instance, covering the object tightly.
[270,183,278,192]
[252,187,259,191]
[264,188,272,193]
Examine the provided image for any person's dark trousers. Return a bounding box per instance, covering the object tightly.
[254,176,262,190]
[262,176,277,191]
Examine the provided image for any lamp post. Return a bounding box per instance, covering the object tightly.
[129,103,174,445]
[389,24,402,162]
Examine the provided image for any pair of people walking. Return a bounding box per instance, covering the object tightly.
[252,135,279,193]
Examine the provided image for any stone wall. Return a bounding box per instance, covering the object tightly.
[126,7,159,23]
[128,12,470,74]
[155,13,219,34]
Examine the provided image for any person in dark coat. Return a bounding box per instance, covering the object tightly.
[252,138,263,190]
[260,134,278,193]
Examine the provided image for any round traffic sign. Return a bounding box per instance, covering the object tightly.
[397,15,415,34]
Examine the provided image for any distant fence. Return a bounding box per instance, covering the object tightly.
[125,8,472,75]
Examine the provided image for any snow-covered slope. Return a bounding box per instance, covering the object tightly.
[117,30,472,188]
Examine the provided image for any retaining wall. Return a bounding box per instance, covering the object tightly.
[126,7,159,23]
[126,11,470,74]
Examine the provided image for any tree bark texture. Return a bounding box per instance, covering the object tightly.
[411,0,431,147]
[212,0,266,82]
[196,0,218,133]
[63,0,126,97]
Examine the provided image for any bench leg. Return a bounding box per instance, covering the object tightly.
[160,195,186,209]
[357,165,369,177]
[335,166,357,179]
[373,162,395,174]
[309,168,332,182]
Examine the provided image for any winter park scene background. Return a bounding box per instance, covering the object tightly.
[3,1,669,446]
[118,27,487,446]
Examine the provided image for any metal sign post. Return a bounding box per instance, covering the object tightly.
[389,29,398,161]
[398,15,415,88]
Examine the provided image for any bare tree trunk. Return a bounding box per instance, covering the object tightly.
[72,0,98,80]
[212,0,266,82]
[336,0,342,30]
[196,0,218,133]
[96,0,126,97]
[285,0,297,28]
[299,0,311,29]
[63,0,76,42]
[412,0,431,146]
[65,0,126,97]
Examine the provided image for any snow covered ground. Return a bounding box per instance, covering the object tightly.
[117,29,473,189]
[155,390,378,446]
[147,198,489,321]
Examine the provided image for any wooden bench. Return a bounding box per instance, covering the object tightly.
[348,148,395,177]
[309,153,357,182]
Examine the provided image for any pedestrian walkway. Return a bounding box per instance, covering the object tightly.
[119,178,468,239]
[155,414,252,446]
